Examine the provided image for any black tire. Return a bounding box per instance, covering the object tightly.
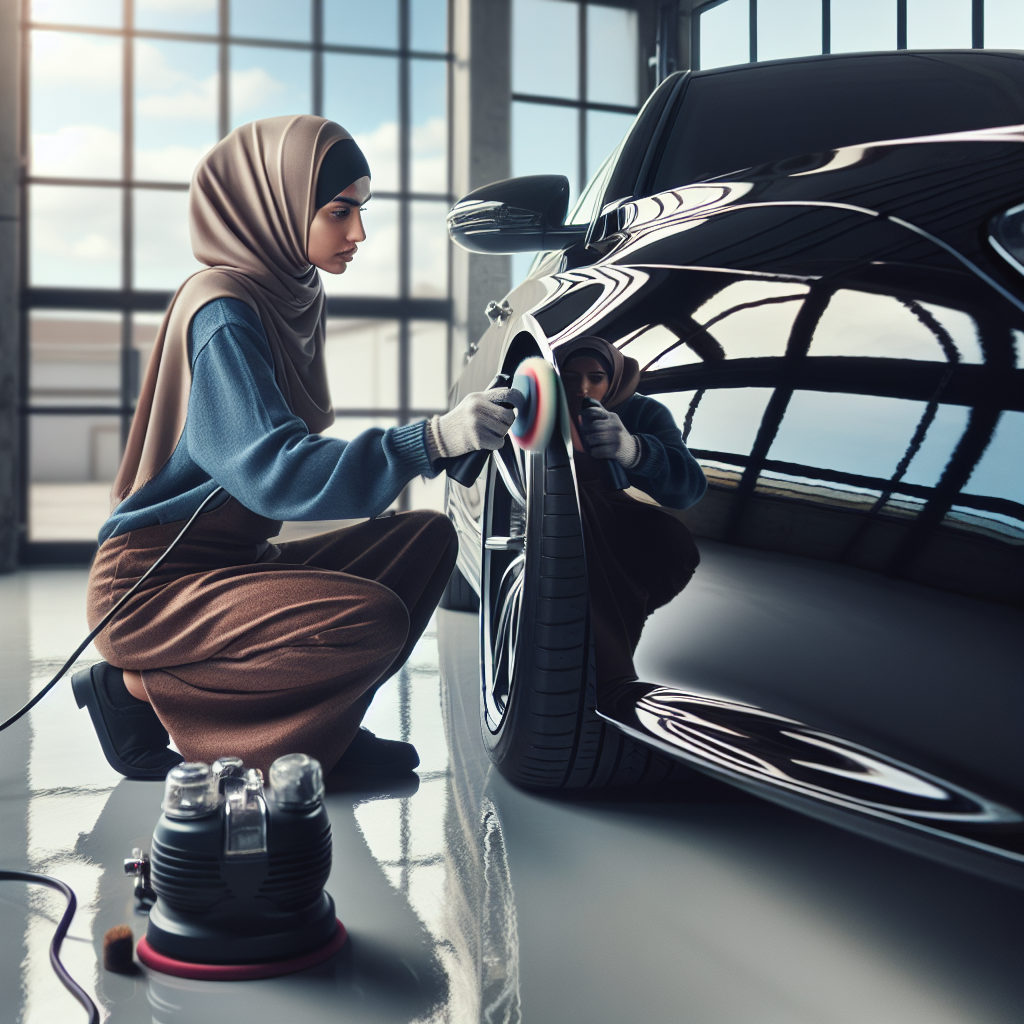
[440,563,480,613]
[479,433,691,790]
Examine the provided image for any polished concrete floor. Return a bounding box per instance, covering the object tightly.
[1,567,1022,1023]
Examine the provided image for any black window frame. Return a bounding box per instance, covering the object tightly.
[18,0,455,561]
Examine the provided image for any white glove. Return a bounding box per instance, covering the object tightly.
[427,388,516,460]
[579,405,641,467]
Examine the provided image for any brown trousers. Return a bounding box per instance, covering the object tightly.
[86,498,458,776]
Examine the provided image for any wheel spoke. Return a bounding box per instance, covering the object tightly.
[494,438,527,506]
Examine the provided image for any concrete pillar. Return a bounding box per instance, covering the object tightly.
[0,0,20,573]
[451,0,512,371]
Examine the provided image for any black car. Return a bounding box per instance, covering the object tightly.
[440,50,1024,887]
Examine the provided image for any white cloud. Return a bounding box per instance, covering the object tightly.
[31,124,120,178]
[410,116,447,193]
[229,66,287,118]
[31,31,121,89]
[30,186,121,287]
[352,120,399,193]
[135,40,218,121]
[134,143,212,183]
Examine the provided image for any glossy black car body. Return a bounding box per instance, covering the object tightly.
[443,51,1024,887]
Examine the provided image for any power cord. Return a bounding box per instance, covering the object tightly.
[0,485,226,1020]
[0,485,225,733]
[0,870,100,1024]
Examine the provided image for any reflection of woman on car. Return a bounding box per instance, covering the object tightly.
[559,336,706,689]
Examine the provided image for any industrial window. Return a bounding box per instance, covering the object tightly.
[20,0,453,556]
[694,0,1024,68]
[510,0,641,282]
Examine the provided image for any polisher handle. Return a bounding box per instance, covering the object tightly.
[580,397,630,491]
[440,374,513,487]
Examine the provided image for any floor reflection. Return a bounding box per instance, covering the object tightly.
[1,572,1022,1024]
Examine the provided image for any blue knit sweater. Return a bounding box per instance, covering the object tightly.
[613,393,707,510]
[99,298,435,543]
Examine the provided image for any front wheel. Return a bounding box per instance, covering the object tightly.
[479,435,690,789]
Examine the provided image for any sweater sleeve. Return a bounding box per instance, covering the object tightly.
[618,394,707,510]
[185,298,435,521]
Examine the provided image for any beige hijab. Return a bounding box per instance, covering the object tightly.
[113,115,351,507]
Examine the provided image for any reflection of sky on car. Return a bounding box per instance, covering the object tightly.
[771,392,968,486]
[657,386,1022,509]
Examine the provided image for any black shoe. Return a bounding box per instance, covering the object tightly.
[72,662,183,780]
[332,728,420,777]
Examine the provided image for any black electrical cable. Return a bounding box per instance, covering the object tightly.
[0,870,100,1024]
[1,486,225,1017]
[0,485,225,733]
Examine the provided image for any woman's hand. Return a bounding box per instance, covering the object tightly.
[579,405,640,467]
[430,389,516,458]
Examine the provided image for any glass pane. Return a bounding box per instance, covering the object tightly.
[30,185,121,287]
[831,0,897,52]
[324,54,399,192]
[135,39,218,183]
[698,0,749,70]
[230,0,311,42]
[32,0,121,27]
[29,311,121,409]
[907,0,972,47]
[962,410,1024,504]
[587,4,637,106]
[134,188,204,290]
[230,45,312,128]
[325,319,399,410]
[410,200,449,299]
[410,320,448,410]
[30,31,121,179]
[29,414,121,541]
[135,0,217,35]
[322,414,400,440]
[411,0,447,52]
[586,109,633,184]
[758,0,821,60]
[513,0,579,99]
[411,59,447,193]
[513,101,579,202]
[407,472,446,511]
[986,0,1024,47]
[770,392,933,479]
[324,0,398,48]
[320,197,399,296]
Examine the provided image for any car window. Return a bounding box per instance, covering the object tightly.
[566,148,618,227]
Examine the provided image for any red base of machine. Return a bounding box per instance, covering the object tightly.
[136,919,347,980]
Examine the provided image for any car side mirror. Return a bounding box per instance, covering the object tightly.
[447,174,588,254]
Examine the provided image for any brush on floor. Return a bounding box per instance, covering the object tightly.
[103,924,135,974]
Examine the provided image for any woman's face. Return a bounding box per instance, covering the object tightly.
[562,355,610,414]
[307,175,371,274]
